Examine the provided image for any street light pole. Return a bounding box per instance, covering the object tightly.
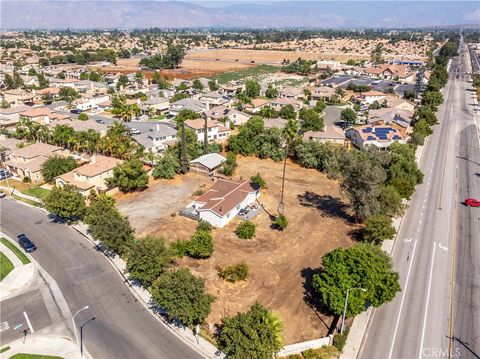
[340,287,366,334]
[72,306,89,354]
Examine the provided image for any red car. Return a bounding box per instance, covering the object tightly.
[465,198,480,207]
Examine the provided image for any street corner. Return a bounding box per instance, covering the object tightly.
[0,334,81,359]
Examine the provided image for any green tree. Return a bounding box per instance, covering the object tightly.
[250,173,266,188]
[386,143,423,199]
[315,100,326,113]
[370,44,384,64]
[218,262,249,283]
[377,185,404,218]
[340,108,357,126]
[235,221,255,239]
[259,106,278,119]
[116,74,129,90]
[163,43,186,69]
[78,113,88,121]
[422,91,443,110]
[208,80,218,91]
[126,236,173,287]
[265,84,278,98]
[228,116,265,156]
[274,214,288,230]
[152,153,181,179]
[299,108,324,133]
[107,159,148,192]
[192,79,204,91]
[312,244,400,317]
[245,79,261,98]
[44,185,86,220]
[218,302,283,359]
[186,229,214,259]
[41,155,78,183]
[150,268,215,326]
[278,104,296,120]
[363,214,396,243]
[58,87,79,104]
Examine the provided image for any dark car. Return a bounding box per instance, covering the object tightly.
[17,234,37,253]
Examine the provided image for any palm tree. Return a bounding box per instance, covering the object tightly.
[264,311,284,353]
[278,118,298,214]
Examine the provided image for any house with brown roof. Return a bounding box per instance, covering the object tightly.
[19,107,70,124]
[364,64,415,83]
[5,143,64,182]
[182,178,260,228]
[2,89,35,106]
[244,98,271,113]
[203,105,251,127]
[309,86,336,101]
[303,125,348,146]
[184,119,230,143]
[55,155,122,195]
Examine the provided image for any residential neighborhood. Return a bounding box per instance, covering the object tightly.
[0,8,479,359]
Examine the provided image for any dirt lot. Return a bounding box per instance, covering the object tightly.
[119,157,357,344]
[115,174,211,237]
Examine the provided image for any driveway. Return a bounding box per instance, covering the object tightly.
[116,174,211,235]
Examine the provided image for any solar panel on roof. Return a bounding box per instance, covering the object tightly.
[367,135,375,140]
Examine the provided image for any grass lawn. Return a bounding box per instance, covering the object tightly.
[0,252,14,281]
[9,354,63,359]
[211,64,281,84]
[1,238,30,265]
[21,187,50,201]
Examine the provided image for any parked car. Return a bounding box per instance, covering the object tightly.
[0,169,13,180]
[17,234,37,253]
[0,191,6,198]
[465,198,480,207]
[129,128,141,135]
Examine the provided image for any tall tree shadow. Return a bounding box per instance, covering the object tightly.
[297,191,354,223]
[301,267,339,335]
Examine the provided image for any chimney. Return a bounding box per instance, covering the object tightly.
[156,124,160,131]
[91,155,96,164]
[205,102,210,110]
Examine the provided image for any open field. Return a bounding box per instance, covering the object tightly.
[118,157,357,344]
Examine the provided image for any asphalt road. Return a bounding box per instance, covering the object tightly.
[0,199,202,359]
[0,290,52,343]
[359,37,480,359]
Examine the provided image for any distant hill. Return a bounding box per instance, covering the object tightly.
[1,1,479,30]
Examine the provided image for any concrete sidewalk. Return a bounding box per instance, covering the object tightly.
[0,239,36,301]
[71,222,224,359]
[0,334,80,359]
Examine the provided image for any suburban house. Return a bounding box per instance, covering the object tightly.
[184,119,230,143]
[55,155,122,195]
[2,89,35,106]
[345,125,406,149]
[364,64,415,83]
[132,124,177,153]
[33,87,60,103]
[302,125,348,146]
[5,143,64,182]
[19,107,70,124]
[203,105,251,127]
[244,98,271,113]
[220,81,245,95]
[279,86,304,100]
[358,91,387,105]
[269,97,303,112]
[74,93,109,112]
[189,153,226,176]
[182,178,260,228]
[200,91,230,107]
[309,86,336,101]
[142,96,170,115]
[169,98,206,117]
[0,105,31,128]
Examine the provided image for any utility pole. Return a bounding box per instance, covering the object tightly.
[340,288,366,334]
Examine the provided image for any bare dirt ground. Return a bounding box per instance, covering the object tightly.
[122,157,357,344]
[115,173,211,237]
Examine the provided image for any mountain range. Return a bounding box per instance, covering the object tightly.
[1,1,479,30]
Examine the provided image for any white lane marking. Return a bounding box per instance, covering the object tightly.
[388,239,418,359]
[418,242,437,359]
[438,244,448,251]
[403,238,413,243]
[23,311,34,333]
[0,321,9,332]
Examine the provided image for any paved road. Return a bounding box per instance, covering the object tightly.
[0,200,202,359]
[359,37,480,359]
[0,290,52,343]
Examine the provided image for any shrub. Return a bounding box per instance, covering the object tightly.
[274,214,288,230]
[44,185,86,220]
[218,262,249,282]
[41,155,78,183]
[333,328,349,352]
[186,230,214,259]
[250,173,266,188]
[363,214,396,243]
[235,221,255,239]
[197,220,212,232]
[152,154,181,179]
[78,113,89,121]
[22,176,31,183]
[171,239,189,258]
